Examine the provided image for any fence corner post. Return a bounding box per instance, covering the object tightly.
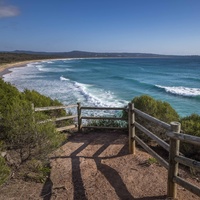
[77,102,82,132]
[128,102,135,154]
[167,121,181,199]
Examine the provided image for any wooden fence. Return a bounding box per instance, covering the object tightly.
[33,102,200,198]
[32,104,78,132]
[128,103,200,199]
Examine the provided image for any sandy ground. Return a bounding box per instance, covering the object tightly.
[0,59,63,77]
[0,130,199,200]
[0,60,36,76]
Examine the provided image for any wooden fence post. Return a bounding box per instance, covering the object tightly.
[128,103,135,154]
[167,121,181,198]
[77,102,82,132]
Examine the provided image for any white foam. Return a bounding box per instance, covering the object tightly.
[73,81,127,108]
[60,76,69,81]
[156,85,200,96]
[35,64,70,73]
[35,64,46,71]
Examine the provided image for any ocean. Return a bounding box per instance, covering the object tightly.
[3,57,200,117]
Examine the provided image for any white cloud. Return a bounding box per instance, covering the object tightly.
[0,5,20,18]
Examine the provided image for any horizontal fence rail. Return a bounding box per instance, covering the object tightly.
[34,104,78,112]
[135,135,169,169]
[175,155,200,171]
[134,108,171,130]
[81,106,125,110]
[33,104,78,132]
[135,121,170,152]
[167,131,200,146]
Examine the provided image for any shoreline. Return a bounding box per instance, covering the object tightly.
[0,60,40,77]
[0,59,65,78]
[0,57,94,78]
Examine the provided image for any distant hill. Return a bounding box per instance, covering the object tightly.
[1,50,199,65]
[11,50,170,58]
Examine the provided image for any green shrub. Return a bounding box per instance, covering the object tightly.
[180,114,200,159]
[0,156,11,185]
[126,95,180,142]
[0,79,66,163]
[87,117,127,129]
[23,89,73,127]
[132,95,179,123]
[146,157,158,166]
[0,98,65,162]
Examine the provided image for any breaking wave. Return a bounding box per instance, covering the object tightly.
[156,85,200,97]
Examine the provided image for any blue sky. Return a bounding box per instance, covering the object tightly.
[0,0,200,55]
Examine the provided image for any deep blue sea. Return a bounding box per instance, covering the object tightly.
[3,57,200,117]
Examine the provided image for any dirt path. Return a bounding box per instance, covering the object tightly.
[0,131,199,199]
[48,131,200,200]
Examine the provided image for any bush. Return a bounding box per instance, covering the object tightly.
[0,95,65,163]
[0,78,66,171]
[127,95,180,142]
[87,117,127,129]
[132,95,179,123]
[23,89,73,127]
[180,114,200,159]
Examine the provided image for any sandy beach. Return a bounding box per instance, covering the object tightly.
[0,59,64,77]
[0,60,38,77]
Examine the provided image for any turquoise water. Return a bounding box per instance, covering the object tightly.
[3,57,200,117]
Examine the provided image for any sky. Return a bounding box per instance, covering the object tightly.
[0,0,200,55]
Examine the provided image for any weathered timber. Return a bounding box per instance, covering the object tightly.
[135,135,169,169]
[167,122,181,199]
[56,124,76,132]
[81,116,125,120]
[82,126,127,130]
[77,102,82,132]
[81,106,125,110]
[128,103,135,154]
[134,108,171,130]
[167,131,200,146]
[55,115,77,121]
[175,155,200,171]
[173,176,200,197]
[35,104,78,112]
[135,121,170,152]
[37,115,77,124]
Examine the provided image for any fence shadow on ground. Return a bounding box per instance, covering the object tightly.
[43,131,167,200]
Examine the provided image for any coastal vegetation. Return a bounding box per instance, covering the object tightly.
[180,114,200,159]
[0,78,69,185]
[130,95,200,160]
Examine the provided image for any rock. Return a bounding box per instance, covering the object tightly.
[1,151,7,157]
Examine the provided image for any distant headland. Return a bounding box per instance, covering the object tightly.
[1,50,200,63]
